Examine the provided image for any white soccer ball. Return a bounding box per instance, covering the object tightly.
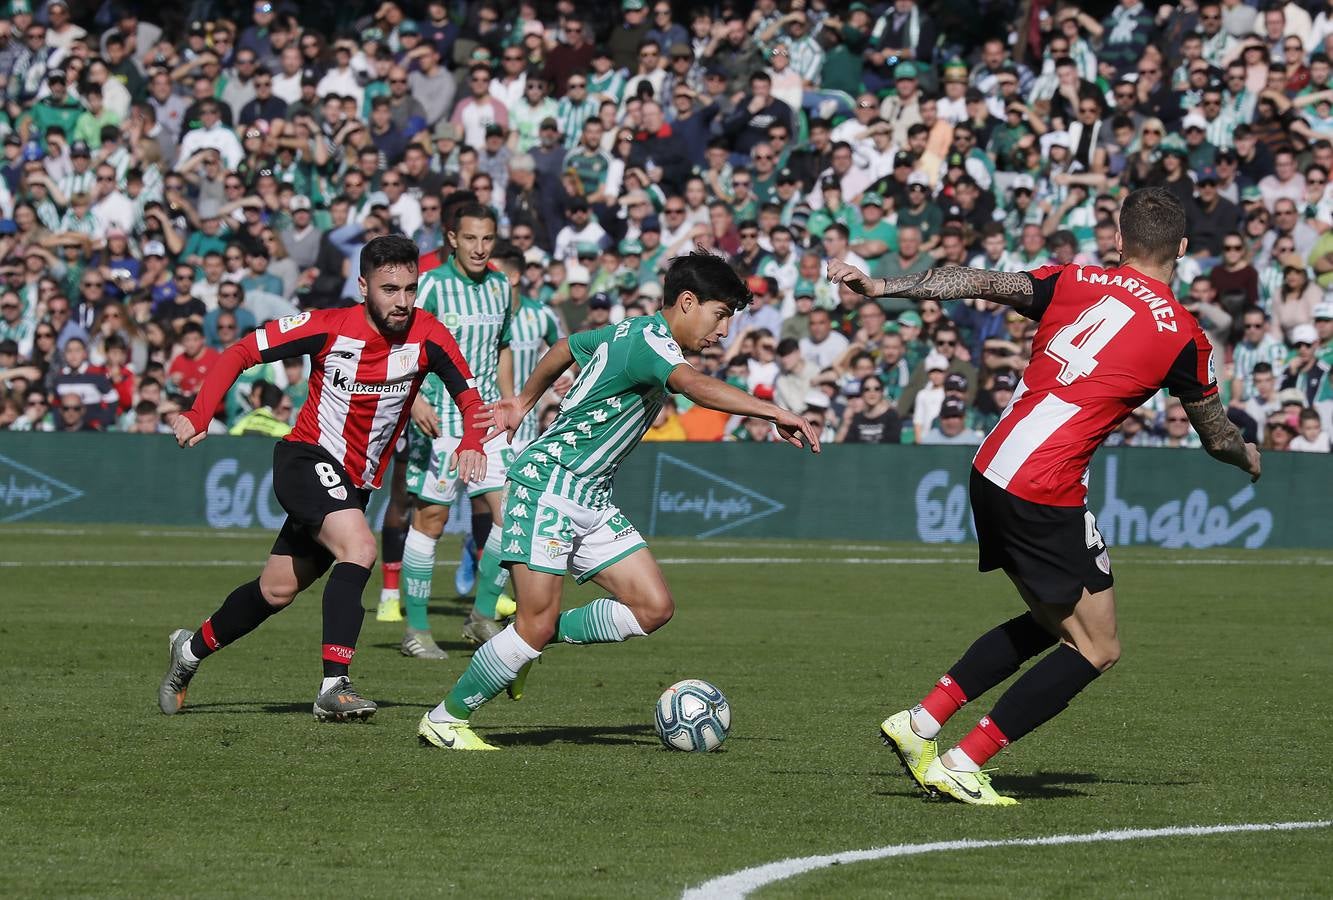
[654,679,731,752]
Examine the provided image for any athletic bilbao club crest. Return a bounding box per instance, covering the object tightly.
[328,485,348,501]
[389,347,417,377]
[1096,550,1112,574]
[277,312,311,333]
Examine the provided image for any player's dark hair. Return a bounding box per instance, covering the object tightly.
[255,380,284,409]
[662,249,751,313]
[439,189,479,231]
[448,201,495,234]
[359,234,419,276]
[1118,187,1187,265]
[493,246,524,273]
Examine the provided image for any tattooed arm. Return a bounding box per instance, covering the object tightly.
[1182,393,1262,482]
[825,260,1042,316]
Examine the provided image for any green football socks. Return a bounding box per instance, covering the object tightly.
[472,530,508,619]
[440,624,541,721]
[401,526,438,632]
[555,598,646,644]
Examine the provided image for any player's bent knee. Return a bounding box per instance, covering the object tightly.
[1071,638,1121,672]
[258,575,299,608]
[340,543,378,571]
[634,590,674,634]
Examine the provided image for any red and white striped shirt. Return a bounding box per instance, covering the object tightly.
[974,264,1217,507]
[184,307,485,489]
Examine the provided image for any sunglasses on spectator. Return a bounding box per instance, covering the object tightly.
[27,398,47,407]
[665,206,685,214]
[37,330,56,339]
[568,80,586,87]
[935,339,956,347]
[389,77,408,84]
[83,279,103,287]
[422,203,440,211]
[733,179,751,187]
[740,230,758,238]
[1224,243,1244,251]
[61,402,83,412]
[504,54,524,61]
[217,323,236,331]
[1245,321,1265,329]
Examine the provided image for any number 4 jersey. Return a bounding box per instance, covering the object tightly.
[974,264,1217,507]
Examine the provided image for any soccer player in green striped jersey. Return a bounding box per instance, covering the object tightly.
[399,204,515,660]
[418,252,821,750]
[460,247,564,647]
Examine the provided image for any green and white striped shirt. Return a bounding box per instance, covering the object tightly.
[509,312,685,509]
[505,294,562,446]
[416,256,512,436]
[556,96,600,150]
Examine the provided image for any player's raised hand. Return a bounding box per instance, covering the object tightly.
[450,449,488,483]
[826,259,875,296]
[411,393,440,439]
[773,408,821,453]
[484,396,528,442]
[173,414,206,448]
[1244,442,1262,482]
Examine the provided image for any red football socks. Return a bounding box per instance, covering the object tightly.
[920,674,968,724]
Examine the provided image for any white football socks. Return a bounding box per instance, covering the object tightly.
[909,704,942,739]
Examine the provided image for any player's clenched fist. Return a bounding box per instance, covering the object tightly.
[173,415,206,448]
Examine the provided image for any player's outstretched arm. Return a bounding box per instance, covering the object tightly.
[826,259,1039,314]
[1183,393,1262,482]
[667,365,821,452]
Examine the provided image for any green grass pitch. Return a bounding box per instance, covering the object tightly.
[2,526,1330,898]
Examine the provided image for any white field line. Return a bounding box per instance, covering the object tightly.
[680,820,1332,900]
[4,555,1333,568]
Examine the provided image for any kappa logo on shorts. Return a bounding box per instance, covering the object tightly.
[1096,549,1112,574]
[277,312,311,333]
[328,485,348,501]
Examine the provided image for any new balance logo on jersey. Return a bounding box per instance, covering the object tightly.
[330,370,412,395]
[330,350,356,360]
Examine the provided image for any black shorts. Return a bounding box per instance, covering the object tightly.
[970,467,1113,605]
[270,440,370,574]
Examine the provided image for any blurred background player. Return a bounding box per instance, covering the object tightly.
[418,251,821,751]
[158,236,488,722]
[459,245,563,647]
[400,203,514,659]
[829,188,1262,805]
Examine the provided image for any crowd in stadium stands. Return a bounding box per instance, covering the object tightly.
[0,0,1331,452]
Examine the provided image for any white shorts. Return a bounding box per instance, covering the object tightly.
[406,430,511,507]
[498,486,647,584]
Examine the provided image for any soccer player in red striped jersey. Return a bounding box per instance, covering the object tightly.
[829,188,1262,805]
[157,236,491,722]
